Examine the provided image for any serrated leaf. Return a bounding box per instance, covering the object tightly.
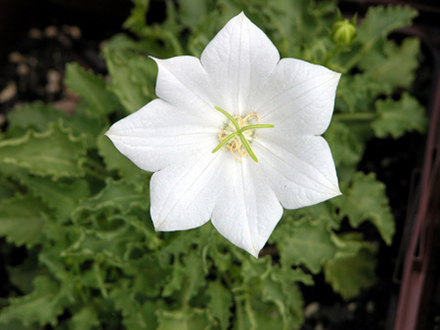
[0,195,47,247]
[372,92,428,139]
[124,301,165,330]
[65,63,117,116]
[362,37,420,89]
[233,295,284,330]
[104,47,156,113]
[0,320,39,330]
[156,308,212,330]
[122,0,151,38]
[285,202,340,230]
[7,102,68,133]
[4,167,90,222]
[7,249,47,295]
[125,254,171,299]
[179,0,208,29]
[234,257,309,330]
[271,218,336,273]
[325,121,364,167]
[111,285,164,330]
[336,73,392,114]
[0,179,15,201]
[259,262,310,330]
[332,172,395,245]
[97,133,142,179]
[73,178,148,221]
[207,280,233,330]
[162,250,206,301]
[6,101,106,149]
[324,235,377,300]
[0,276,67,327]
[69,305,100,330]
[357,5,418,46]
[0,120,86,178]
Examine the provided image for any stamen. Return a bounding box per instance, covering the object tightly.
[212,106,274,163]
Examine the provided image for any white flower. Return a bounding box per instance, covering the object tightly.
[106,12,341,258]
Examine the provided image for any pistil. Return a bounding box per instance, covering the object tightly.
[212,106,274,163]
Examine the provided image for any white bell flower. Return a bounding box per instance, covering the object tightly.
[106,12,341,258]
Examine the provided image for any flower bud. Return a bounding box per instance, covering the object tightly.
[332,19,356,45]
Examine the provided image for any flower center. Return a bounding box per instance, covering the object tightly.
[212,106,274,163]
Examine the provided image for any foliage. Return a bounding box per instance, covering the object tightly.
[0,1,427,329]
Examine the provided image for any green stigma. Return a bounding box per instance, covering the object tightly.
[212,106,274,163]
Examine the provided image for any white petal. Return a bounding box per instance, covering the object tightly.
[106,99,218,172]
[150,151,225,231]
[201,12,280,117]
[211,158,283,258]
[153,56,223,123]
[256,58,341,135]
[253,133,341,209]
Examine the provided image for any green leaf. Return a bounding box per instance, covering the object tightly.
[325,121,364,167]
[111,284,164,330]
[0,276,67,327]
[361,38,420,89]
[0,179,15,202]
[7,249,47,295]
[122,0,151,38]
[207,280,233,330]
[97,133,142,180]
[0,320,39,330]
[0,120,86,178]
[271,218,337,273]
[6,102,68,133]
[261,277,304,330]
[65,63,118,116]
[125,254,171,299]
[162,250,206,302]
[332,172,395,245]
[336,73,392,114]
[0,195,47,247]
[357,5,418,46]
[372,92,428,139]
[156,308,212,330]
[103,47,157,114]
[6,101,106,149]
[73,178,149,221]
[179,0,209,29]
[324,234,377,300]
[69,305,100,330]
[5,167,90,222]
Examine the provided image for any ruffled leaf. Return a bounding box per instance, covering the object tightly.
[0,276,68,327]
[0,120,87,178]
[324,234,377,300]
[156,308,212,330]
[357,5,418,45]
[65,62,118,116]
[372,92,428,139]
[332,172,395,245]
[271,218,336,274]
[0,195,47,247]
[103,47,156,113]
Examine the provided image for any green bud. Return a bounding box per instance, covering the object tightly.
[332,19,356,45]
